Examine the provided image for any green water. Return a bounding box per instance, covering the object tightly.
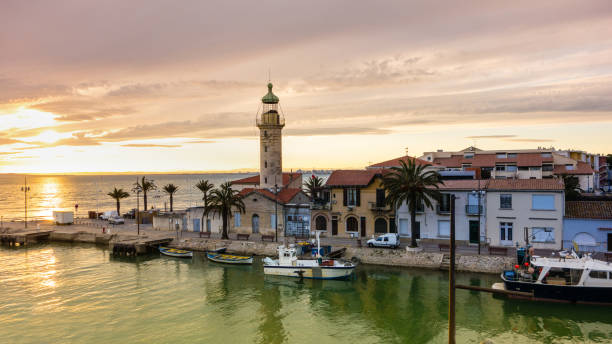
[0,244,610,344]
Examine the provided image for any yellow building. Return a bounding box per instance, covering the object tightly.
[311,170,395,238]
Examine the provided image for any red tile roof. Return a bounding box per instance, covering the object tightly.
[486,178,564,191]
[368,156,435,168]
[565,201,612,220]
[232,173,302,185]
[437,180,487,190]
[238,188,304,204]
[553,161,595,175]
[325,169,386,187]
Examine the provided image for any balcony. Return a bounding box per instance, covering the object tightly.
[465,204,483,215]
[369,202,391,211]
[310,202,330,210]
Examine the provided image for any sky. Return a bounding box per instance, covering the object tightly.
[1,0,611,173]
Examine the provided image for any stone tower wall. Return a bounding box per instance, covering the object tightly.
[259,126,283,188]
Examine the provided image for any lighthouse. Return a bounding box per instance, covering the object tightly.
[257,83,285,189]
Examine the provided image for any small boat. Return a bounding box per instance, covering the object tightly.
[206,252,253,265]
[159,246,193,258]
[263,231,356,280]
[499,249,612,304]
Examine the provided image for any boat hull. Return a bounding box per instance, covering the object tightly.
[502,276,612,304]
[263,265,355,280]
[159,247,193,258]
[206,253,253,265]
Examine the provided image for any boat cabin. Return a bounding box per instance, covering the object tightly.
[526,256,612,287]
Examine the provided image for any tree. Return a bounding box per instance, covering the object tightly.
[133,176,156,210]
[162,184,179,212]
[304,175,324,201]
[205,181,245,239]
[382,159,444,248]
[562,174,582,200]
[195,180,214,232]
[107,188,130,215]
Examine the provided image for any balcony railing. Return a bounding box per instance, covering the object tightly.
[465,204,483,215]
[369,202,391,211]
[310,202,330,210]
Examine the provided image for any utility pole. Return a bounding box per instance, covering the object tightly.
[136,177,140,236]
[275,182,278,242]
[448,194,456,344]
[477,178,481,255]
[21,176,30,229]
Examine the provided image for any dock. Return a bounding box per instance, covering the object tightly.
[110,236,174,256]
[0,230,53,246]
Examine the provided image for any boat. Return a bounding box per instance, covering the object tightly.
[206,252,253,265]
[159,246,193,258]
[263,231,356,280]
[499,250,612,304]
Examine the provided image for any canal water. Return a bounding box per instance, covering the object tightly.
[1,244,610,344]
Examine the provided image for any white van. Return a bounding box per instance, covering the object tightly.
[367,233,400,248]
[100,211,118,221]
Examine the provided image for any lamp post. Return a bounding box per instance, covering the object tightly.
[21,176,30,229]
[274,183,278,242]
[136,177,140,236]
[448,194,456,344]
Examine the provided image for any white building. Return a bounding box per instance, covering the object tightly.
[485,179,565,250]
[396,180,486,245]
[152,208,223,234]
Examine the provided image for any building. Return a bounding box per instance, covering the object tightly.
[395,180,486,245]
[229,83,309,238]
[485,179,565,250]
[234,188,310,238]
[152,208,224,234]
[311,169,395,238]
[564,201,612,253]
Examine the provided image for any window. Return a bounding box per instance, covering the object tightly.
[376,189,385,207]
[346,217,358,232]
[541,152,552,158]
[495,165,506,171]
[315,216,327,231]
[345,188,359,207]
[234,212,241,227]
[270,214,276,229]
[464,153,474,159]
[519,166,529,171]
[500,194,512,209]
[264,146,267,152]
[532,195,555,210]
[507,153,517,158]
[542,164,553,171]
[500,222,513,241]
[496,153,507,159]
[438,194,451,212]
[264,177,267,184]
[264,130,268,137]
[265,161,267,168]
[532,227,555,243]
[529,166,541,171]
[589,270,608,279]
[462,163,472,169]
[506,165,517,172]
[416,200,425,213]
[438,220,450,237]
[565,164,575,170]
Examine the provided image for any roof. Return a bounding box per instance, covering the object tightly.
[437,180,486,190]
[238,188,304,204]
[553,161,595,175]
[232,172,302,186]
[565,201,612,220]
[368,156,435,168]
[433,152,555,168]
[325,169,386,187]
[261,83,279,104]
[486,178,564,191]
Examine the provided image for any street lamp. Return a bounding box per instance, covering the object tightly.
[21,176,30,229]
[274,183,278,242]
[471,180,485,255]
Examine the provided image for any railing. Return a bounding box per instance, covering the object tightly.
[465,205,483,215]
[310,202,330,210]
[369,202,391,211]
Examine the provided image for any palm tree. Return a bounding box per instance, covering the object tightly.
[195,180,214,232]
[304,175,324,201]
[107,188,130,215]
[205,181,245,239]
[382,159,443,248]
[562,174,581,200]
[162,184,179,212]
[133,176,156,210]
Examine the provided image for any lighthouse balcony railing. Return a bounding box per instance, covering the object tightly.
[256,115,285,127]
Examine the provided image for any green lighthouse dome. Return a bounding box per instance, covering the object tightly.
[261,83,279,104]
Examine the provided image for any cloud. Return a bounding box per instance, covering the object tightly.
[121,143,182,148]
[504,138,555,143]
[466,135,517,139]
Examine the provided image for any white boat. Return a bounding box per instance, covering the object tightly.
[263,231,356,280]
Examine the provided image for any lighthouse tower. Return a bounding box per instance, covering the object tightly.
[257,83,285,189]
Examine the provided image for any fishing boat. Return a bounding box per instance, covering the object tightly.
[206,251,253,265]
[499,250,612,304]
[159,246,193,258]
[263,231,356,280]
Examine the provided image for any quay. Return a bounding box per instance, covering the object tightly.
[0,229,54,246]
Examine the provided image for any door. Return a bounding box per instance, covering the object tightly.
[332,217,338,236]
[252,214,259,234]
[193,218,200,233]
[360,217,366,237]
[608,233,612,251]
[469,220,479,244]
[399,219,409,236]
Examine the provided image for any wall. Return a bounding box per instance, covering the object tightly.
[486,191,564,249]
[152,213,186,231]
[563,218,612,252]
[259,127,283,188]
[235,193,285,236]
[184,207,223,233]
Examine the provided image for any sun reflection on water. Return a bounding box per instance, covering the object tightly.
[34,179,63,220]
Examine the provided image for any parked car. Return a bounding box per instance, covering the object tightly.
[108,216,125,225]
[100,210,118,221]
[367,233,400,248]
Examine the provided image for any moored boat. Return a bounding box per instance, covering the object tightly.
[206,252,253,265]
[159,246,193,258]
[500,251,612,304]
[263,243,356,280]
